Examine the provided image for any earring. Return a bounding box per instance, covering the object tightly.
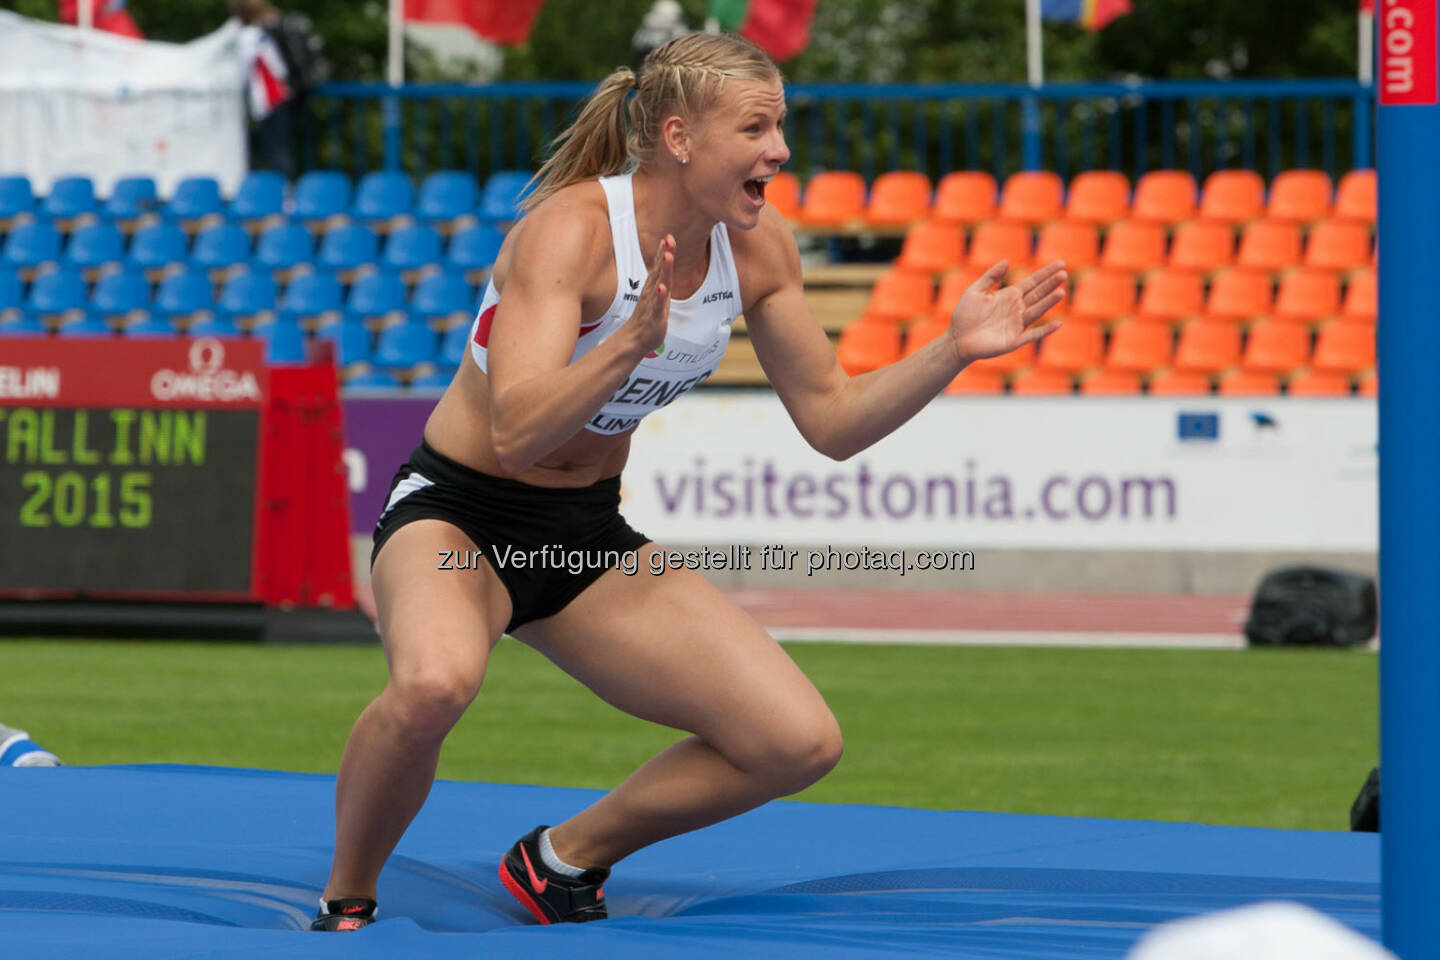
[675,153,688,165]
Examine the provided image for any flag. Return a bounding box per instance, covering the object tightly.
[1041,0,1133,30]
[403,0,548,46]
[57,0,145,39]
[238,25,291,120]
[708,0,819,61]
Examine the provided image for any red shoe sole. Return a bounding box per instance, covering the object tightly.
[498,859,551,925]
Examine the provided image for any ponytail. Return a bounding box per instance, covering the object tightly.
[522,68,637,212]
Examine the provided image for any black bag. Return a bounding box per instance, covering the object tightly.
[1243,566,1377,647]
[270,13,329,97]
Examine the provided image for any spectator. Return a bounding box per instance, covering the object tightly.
[631,1,690,69]
[230,0,329,179]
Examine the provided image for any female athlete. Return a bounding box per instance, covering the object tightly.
[311,31,1066,931]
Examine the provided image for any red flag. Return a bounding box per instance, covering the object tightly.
[403,0,548,45]
[58,0,145,39]
[739,0,818,62]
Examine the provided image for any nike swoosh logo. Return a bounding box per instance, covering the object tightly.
[519,844,548,893]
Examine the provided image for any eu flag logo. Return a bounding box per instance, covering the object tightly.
[1178,412,1220,441]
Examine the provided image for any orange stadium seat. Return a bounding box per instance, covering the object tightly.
[1267,169,1333,224]
[1137,268,1205,322]
[1199,170,1266,224]
[866,171,933,226]
[1070,268,1137,324]
[999,171,1065,224]
[1241,318,1311,373]
[765,171,802,220]
[933,171,998,225]
[864,268,934,323]
[1304,219,1373,272]
[967,340,1037,375]
[1009,367,1074,395]
[1035,319,1104,373]
[1218,370,1282,395]
[1206,267,1273,322]
[903,312,951,357]
[1147,368,1212,395]
[1132,170,1197,225]
[836,319,901,375]
[1033,220,1099,271]
[1080,368,1142,395]
[1236,220,1302,272]
[1106,320,1173,374]
[800,171,867,227]
[967,220,1033,267]
[1334,169,1377,224]
[1100,220,1167,272]
[1065,170,1131,224]
[944,365,1006,395]
[1287,368,1352,396]
[1172,320,1242,373]
[1341,268,1377,322]
[1311,321,1376,375]
[895,220,966,274]
[1358,371,1377,397]
[1169,219,1235,273]
[1273,267,1341,323]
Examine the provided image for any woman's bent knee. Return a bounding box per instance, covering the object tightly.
[731,711,844,794]
[382,671,483,741]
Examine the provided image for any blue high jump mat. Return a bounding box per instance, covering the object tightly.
[1,765,1378,959]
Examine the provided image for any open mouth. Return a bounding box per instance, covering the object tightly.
[743,175,774,204]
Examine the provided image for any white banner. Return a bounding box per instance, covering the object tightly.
[619,395,1378,551]
[0,12,246,197]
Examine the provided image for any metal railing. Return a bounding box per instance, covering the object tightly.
[302,78,1374,185]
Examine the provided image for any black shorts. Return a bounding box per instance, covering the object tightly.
[371,441,651,633]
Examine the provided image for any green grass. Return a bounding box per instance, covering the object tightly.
[0,638,1376,831]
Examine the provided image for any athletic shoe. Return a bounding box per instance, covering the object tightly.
[499,825,609,924]
[310,896,377,931]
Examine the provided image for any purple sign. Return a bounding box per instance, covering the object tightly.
[341,397,439,534]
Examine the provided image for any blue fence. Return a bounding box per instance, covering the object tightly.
[302,79,1375,186]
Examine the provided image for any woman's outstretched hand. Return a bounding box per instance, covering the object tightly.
[626,234,674,357]
[949,260,1068,363]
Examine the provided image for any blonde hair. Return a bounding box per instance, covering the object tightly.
[523,33,781,212]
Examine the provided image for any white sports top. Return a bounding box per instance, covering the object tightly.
[468,172,743,436]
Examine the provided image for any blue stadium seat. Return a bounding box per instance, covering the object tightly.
[252,318,308,363]
[318,224,379,273]
[352,171,414,222]
[279,270,343,325]
[105,176,159,223]
[155,268,215,316]
[345,368,400,389]
[0,176,35,223]
[381,224,443,274]
[57,312,114,336]
[230,171,286,223]
[27,268,88,315]
[479,170,535,222]
[0,313,47,335]
[186,314,240,337]
[416,171,479,227]
[0,269,21,313]
[345,270,408,324]
[168,176,224,225]
[219,270,278,318]
[411,271,473,323]
[439,323,472,366]
[191,223,252,275]
[90,270,152,316]
[446,224,504,277]
[63,223,125,273]
[254,223,315,275]
[124,314,178,338]
[43,176,98,222]
[375,322,437,369]
[127,222,189,274]
[294,170,351,222]
[410,368,454,389]
[2,222,62,272]
[315,319,373,366]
